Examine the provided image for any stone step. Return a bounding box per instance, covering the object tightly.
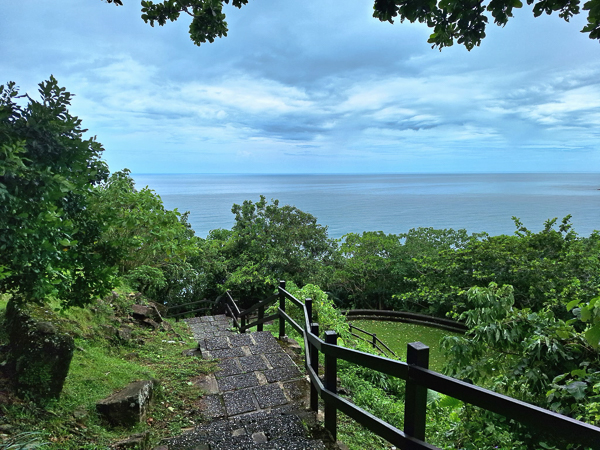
[161,406,327,450]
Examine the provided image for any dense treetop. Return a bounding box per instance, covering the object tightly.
[107,0,600,49]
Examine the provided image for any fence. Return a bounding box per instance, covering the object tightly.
[348,323,396,358]
[165,299,216,321]
[224,281,600,449]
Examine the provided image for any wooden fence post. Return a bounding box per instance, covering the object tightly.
[279,280,286,339]
[257,305,264,332]
[404,341,429,442]
[372,333,377,349]
[324,330,338,442]
[305,298,313,324]
[310,322,320,412]
[240,314,246,333]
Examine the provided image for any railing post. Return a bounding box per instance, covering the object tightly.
[305,298,313,324]
[324,330,338,442]
[310,322,320,412]
[279,280,286,339]
[404,341,429,442]
[372,333,377,349]
[240,314,246,333]
[257,305,264,332]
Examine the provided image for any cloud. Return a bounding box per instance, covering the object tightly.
[1,0,599,173]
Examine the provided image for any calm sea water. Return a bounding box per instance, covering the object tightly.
[131,173,600,239]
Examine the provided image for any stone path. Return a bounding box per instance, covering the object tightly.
[160,315,330,450]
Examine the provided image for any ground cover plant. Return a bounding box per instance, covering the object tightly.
[0,291,216,450]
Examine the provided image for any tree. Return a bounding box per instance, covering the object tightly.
[397,217,600,317]
[203,196,336,301]
[89,169,202,304]
[329,232,403,310]
[0,78,116,307]
[107,0,600,50]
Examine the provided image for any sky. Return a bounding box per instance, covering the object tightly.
[2,0,600,174]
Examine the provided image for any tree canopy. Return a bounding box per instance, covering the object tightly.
[108,0,600,49]
[0,77,117,307]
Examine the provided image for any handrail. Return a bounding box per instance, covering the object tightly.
[349,323,397,358]
[165,299,217,321]
[344,309,468,333]
[225,291,241,316]
[227,283,600,448]
[238,292,278,317]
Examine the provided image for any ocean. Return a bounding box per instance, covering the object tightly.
[131,173,600,239]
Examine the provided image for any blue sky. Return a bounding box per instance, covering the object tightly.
[2,0,600,174]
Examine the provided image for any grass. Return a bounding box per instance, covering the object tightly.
[0,291,217,450]
[349,319,460,371]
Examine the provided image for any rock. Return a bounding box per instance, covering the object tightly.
[36,322,57,334]
[182,348,201,357]
[4,300,75,402]
[142,318,160,330]
[117,326,133,341]
[132,304,162,323]
[96,380,154,428]
[112,431,150,449]
[149,301,167,316]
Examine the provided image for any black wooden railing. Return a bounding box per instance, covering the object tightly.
[224,281,600,449]
[348,323,396,358]
[165,299,217,321]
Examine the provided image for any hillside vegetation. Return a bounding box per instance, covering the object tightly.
[1,78,599,449]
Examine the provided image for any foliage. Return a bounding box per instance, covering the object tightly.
[442,283,600,433]
[203,196,336,302]
[90,169,202,305]
[397,217,600,318]
[328,231,403,310]
[0,290,215,449]
[0,78,116,308]
[327,227,477,310]
[108,0,600,49]
[0,432,48,450]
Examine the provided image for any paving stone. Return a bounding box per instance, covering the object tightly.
[217,373,260,392]
[229,333,254,347]
[223,389,258,416]
[249,341,282,355]
[198,394,226,420]
[216,358,244,378]
[265,352,295,368]
[263,366,303,383]
[239,355,268,373]
[200,316,214,322]
[254,384,288,409]
[252,331,279,345]
[204,335,231,350]
[210,347,246,359]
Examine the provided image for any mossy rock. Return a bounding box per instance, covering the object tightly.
[4,299,75,402]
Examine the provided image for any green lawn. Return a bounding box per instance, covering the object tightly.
[349,319,460,371]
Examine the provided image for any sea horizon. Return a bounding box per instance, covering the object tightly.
[131,173,600,240]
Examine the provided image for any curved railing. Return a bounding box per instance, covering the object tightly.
[344,309,468,333]
[224,281,600,449]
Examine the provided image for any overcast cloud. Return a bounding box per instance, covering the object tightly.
[2,0,599,173]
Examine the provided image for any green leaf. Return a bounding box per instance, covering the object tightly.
[580,306,592,322]
[566,298,580,311]
[584,324,600,348]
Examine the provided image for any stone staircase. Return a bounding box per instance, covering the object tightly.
[158,315,333,450]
